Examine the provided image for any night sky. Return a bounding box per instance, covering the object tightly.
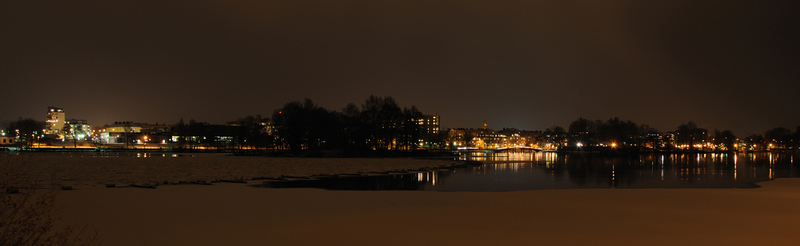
[2,1,798,136]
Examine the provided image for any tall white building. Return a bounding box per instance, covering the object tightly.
[45,106,65,136]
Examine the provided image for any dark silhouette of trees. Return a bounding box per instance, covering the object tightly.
[172,119,204,149]
[714,130,737,151]
[360,95,404,150]
[544,126,567,148]
[595,117,640,147]
[549,117,800,152]
[229,115,272,151]
[462,131,475,147]
[764,127,792,149]
[122,122,134,149]
[567,117,594,147]
[268,96,426,153]
[173,118,188,149]
[340,103,367,150]
[744,134,766,151]
[793,126,800,150]
[736,127,797,151]
[5,118,44,148]
[563,121,797,153]
[675,121,707,151]
[568,117,595,134]
[399,106,423,150]
[187,119,201,149]
[271,99,338,151]
[561,117,658,150]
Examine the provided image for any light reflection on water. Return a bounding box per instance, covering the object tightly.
[262,152,800,191]
[83,152,188,158]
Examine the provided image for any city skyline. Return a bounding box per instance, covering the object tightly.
[2,1,798,136]
[4,103,797,139]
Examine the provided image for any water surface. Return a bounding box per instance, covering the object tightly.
[259,152,800,191]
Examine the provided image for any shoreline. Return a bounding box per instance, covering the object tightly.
[57,178,800,245]
[5,146,795,154]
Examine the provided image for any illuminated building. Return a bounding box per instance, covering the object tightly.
[419,114,440,135]
[418,114,441,148]
[45,106,65,136]
[99,121,142,144]
[102,121,143,133]
[497,128,545,148]
[0,136,16,146]
[64,119,92,140]
[449,121,506,149]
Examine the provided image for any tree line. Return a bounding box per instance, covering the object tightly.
[544,117,800,151]
[269,96,423,152]
[3,118,45,147]
[3,104,799,152]
[171,95,425,153]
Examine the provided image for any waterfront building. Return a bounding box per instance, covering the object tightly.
[419,114,440,135]
[497,128,545,148]
[448,121,506,149]
[98,122,141,144]
[102,121,143,133]
[418,114,440,148]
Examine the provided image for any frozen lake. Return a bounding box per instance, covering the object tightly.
[5,152,458,189]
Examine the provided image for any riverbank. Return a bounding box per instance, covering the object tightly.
[57,178,800,245]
